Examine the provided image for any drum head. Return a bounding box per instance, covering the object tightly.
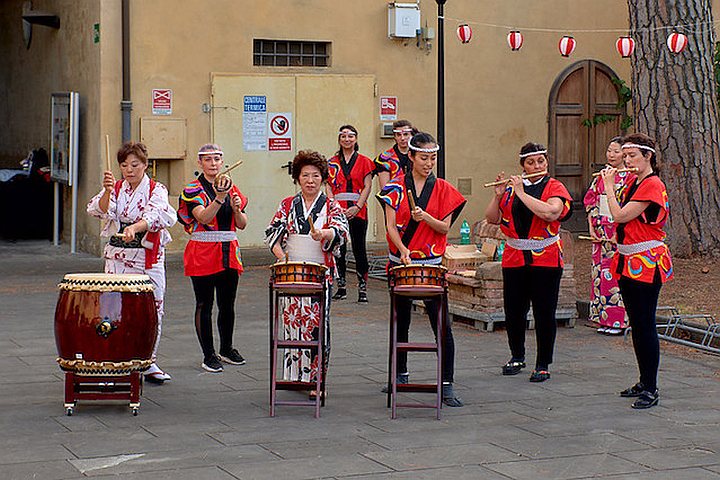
[59,273,154,292]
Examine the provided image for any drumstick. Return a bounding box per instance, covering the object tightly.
[578,235,614,243]
[307,214,317,234]
[222,159,244,174]
[105,134,111,172]
[408,192,417,211]
[591,167,638,177]
[483,170,547,188]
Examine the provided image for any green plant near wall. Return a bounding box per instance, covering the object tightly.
[581,77,633,131]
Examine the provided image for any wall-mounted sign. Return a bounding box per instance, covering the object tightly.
[243,95,267,151]
[380,96,397,121]
[50,92,79,185]
[268,112,292,151]
[152,88,172,115]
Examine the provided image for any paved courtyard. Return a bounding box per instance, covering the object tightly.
[2,240,720,480]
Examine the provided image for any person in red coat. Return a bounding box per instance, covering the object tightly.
[327,125,375,302]
[178,144,248,373]
[600,133,673,409]
[485,142,573,383]
[377,132,466,407]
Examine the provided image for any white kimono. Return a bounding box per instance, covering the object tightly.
[87,175,176,359]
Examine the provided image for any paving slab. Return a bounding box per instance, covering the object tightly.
[2,240,720,479]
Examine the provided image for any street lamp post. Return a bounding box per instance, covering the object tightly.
[436,0,446,179]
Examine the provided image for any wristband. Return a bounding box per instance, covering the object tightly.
[214,198,224,205]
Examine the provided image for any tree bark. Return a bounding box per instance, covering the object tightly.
[629,0,720,256]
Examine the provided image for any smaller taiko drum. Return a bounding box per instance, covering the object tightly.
[54,273,158,375]
[271,261,327,293]
[389,264,448,296]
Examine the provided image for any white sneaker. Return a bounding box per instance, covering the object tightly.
[606,328,623,336]
[597,327,608,334]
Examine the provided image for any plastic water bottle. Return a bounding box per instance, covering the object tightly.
[496,240,505,262]
[460,220,470,245]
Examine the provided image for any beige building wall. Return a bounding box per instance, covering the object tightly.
[0,0,123,254]
[5,0,712,252]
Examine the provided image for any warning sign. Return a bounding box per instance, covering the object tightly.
[380,96,397,121]
[268,112,292,151]
[152,89,172,115]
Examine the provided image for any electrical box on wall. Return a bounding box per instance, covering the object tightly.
[388,2,421,38]
[380,123,395,138]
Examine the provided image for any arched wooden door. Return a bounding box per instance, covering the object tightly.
[548,60,625,231]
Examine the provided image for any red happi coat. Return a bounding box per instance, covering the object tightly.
[498,177,573,268]
[177,175,248,277]
[612,174,673,284]
[377,173,466,262]
[327,152,375,220]
[374,145,410,181]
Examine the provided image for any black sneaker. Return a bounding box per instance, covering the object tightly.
[442,384,464,407]
[502,359,526,376]
[632,389,659,409]
[358,290,368,303]
[202,355,223,373]
[381,373,409,393]
[332,288,347,300]
[219,348,246,365]
[620,382,645,398]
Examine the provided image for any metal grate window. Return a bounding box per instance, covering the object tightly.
[253,39,330,67]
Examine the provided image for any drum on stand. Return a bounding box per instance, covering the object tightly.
[388,264,448,296]
[54,273,158,415]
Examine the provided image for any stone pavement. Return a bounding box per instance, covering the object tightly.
[3,240,720,480]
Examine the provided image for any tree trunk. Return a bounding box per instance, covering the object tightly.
[629,0,720,256]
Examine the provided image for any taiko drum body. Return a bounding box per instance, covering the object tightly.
[54,273,158,375]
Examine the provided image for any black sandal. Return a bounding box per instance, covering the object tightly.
[631,390,658,409]
[620,382,645,398]
[502,359,526,376]
[529,370,550,382]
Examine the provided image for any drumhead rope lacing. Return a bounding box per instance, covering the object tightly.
[57,358,153,375]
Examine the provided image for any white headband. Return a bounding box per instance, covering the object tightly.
[622,143,656,154]
[519,149,547,159]
[198,150,223,156]
[338,131,357,135]
[393,128,413,134]
[408,141,440,153]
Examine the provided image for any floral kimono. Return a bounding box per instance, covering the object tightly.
[583,171,635,329]
[87,174,176,358]
[264,192,348,382]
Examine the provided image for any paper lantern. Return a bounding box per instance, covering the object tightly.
[616,36,635,58]
[507,31,523,51]
[667,32,688,54]
[457,24,472,44]
[559,36,576,57]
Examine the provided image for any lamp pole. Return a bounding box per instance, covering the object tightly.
[436,0,446,179]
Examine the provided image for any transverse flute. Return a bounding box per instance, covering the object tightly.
[591,167,638,177]
[483,170,548,188]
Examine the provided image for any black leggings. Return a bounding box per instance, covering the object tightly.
[395,296,455,383]
[336,217,369,281]
[502,266,563,370]
[191,269,239,360]
[619,273,662,392]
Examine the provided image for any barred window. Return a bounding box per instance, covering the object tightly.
[253,39,330,67]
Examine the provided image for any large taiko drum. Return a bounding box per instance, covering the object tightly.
[389,264,448,296]
[270,261,327,294]
[54,273,158,375]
